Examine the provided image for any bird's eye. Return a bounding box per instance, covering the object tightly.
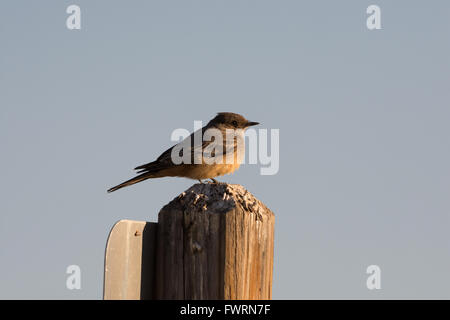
[232,120,238,127]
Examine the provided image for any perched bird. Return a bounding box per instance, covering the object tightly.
[107,112,259,193]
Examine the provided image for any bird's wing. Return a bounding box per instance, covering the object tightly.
[134,127,242,172]
[134,128,211,172]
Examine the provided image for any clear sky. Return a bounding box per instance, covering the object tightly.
[1,1,449,299]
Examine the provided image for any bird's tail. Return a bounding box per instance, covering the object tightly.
[107,172,155,193]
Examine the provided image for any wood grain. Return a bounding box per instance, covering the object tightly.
[155,183,275,299]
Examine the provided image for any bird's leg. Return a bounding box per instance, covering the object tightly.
[198,179,204,184]
[210,178,219,184]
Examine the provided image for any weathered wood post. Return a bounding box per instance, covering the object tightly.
[104,183,275,300]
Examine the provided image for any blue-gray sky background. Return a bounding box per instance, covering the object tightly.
[1,1,449,299]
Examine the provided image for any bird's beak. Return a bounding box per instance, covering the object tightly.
[246,121,260,127]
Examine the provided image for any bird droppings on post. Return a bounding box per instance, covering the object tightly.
[192,241,203,253]
[173,183,269,221]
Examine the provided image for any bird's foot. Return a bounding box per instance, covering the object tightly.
[198,178,219,184]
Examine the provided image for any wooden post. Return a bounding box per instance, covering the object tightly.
[156,183,274,299]
[104,183,275,300]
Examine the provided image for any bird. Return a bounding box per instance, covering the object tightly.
[107,112,259,193]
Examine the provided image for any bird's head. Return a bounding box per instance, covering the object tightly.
[208,112,259,130]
